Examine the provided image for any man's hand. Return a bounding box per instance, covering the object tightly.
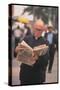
[15,42,28,53]
[15,45,24,53]
[15,41,33,54]
[32,53,39,61]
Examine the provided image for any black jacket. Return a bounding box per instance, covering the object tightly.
[44,32,57,45]
[20,34,49,85]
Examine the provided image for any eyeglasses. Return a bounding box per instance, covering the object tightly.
[35,29,43,31]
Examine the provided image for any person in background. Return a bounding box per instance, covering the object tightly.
[13,17,32,57]
[17,17,32,36]
[15,19,49,85]
[24,22,32,36]
[44,25,56,73]
[41,24,48,37]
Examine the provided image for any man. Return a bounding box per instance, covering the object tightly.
[15,19,49,85]
[45,25,56,73]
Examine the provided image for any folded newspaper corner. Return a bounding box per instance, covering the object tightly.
[16,40,49,66]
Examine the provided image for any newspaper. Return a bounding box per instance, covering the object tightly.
[16,40,48,66]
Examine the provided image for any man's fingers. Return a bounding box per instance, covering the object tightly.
[18,43,21,46]
[15,47,24,53]
[32,55,38,61]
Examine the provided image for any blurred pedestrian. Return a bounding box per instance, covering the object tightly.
[45,24,56,73]
[17,17,32,36]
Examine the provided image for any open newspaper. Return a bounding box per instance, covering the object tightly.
[16,40,48,66]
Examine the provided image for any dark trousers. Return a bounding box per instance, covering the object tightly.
[20,64,47,85]
[20,70,45,86]
[48,44,56,72]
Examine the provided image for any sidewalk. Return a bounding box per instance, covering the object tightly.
[45,51,58,83]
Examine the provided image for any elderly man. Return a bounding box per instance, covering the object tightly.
[15,19,49,85]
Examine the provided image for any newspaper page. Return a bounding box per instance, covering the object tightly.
[16,41,48,66]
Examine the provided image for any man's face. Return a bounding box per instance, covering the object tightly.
[33,28,43,38]
[48,28,53,32]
